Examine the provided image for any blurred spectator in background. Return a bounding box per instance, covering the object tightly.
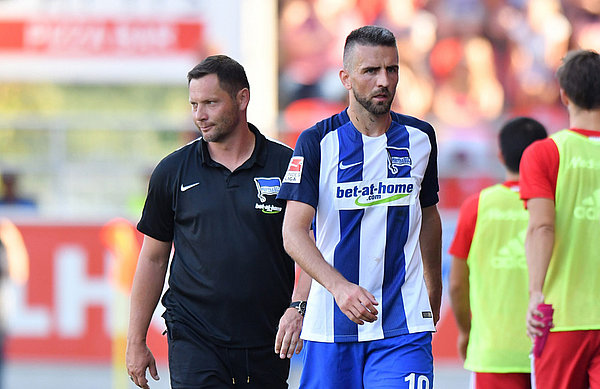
[0,171,37,215]
[449,117,547,388]
[278,0,341,108]
[521,49,600,389]
[503,0,570,110]
[378,0,437,120]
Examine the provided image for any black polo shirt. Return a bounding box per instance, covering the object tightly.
[138,124,295,348]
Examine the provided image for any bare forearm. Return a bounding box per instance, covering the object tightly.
[291,265,312,301]
[128,255,169,343]
[525,198,555,296]
[420,206,443,319]
[423,255,443,314]
[283,224,345,293]
[449,285,471,334]
[452,297,471,335]
[525,224,554,295]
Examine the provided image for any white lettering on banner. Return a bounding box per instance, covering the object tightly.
[114,25,176,51]
[25,24,105,52]
[24,21,178,54]
[6,239,166,341]
[5,283,51,337]
[55,246,114,337]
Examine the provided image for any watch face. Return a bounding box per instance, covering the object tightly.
[299,301,307,315]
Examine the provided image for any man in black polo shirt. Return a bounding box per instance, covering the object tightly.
[126,55,307,389]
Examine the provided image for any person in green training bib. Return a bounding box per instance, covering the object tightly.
[449,117,547,388]
[520,49,600,389]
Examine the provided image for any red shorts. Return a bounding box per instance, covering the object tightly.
[532,330,600,389]
[473,372,531,389]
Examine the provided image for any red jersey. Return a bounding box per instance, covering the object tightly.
[520,128,600,202]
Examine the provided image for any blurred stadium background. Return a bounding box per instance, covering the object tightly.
[0,0,598,388]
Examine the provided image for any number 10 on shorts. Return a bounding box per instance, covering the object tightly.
[405,373,430,389]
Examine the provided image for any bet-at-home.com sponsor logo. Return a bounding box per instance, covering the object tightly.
[334,177,416,210]
[253,177,283,214]
[255,203,283,214]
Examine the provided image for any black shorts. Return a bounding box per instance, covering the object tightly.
[166,320,290,389]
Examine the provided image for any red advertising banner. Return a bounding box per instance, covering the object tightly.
[3,222,459,363]
[4,222,168,362]
[0,18,203,56]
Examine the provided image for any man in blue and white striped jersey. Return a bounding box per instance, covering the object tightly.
[277,25,442,389]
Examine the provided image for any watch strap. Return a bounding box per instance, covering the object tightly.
[289,300,306,316]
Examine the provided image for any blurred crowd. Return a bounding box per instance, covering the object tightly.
[277,0,599,207]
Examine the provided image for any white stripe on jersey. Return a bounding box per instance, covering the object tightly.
[304,130,338,342]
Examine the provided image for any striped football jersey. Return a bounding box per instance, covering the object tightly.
[278,109,439,342]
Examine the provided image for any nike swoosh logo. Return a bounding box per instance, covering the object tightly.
[180,182,200,192]
[339,161,362,170]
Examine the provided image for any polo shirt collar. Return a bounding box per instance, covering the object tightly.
[198,122,267,168]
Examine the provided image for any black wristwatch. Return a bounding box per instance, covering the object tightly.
[289,300,307,316]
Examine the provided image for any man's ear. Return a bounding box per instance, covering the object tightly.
[237,88,250,110]
[339,69,352,91]
[497,148,505,166]
[559,88,569,107]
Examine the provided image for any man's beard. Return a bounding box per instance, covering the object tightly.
[197,107,239,143]
[353,88,393,115]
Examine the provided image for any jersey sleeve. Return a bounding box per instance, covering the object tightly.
[277,126,322,209]
[137,158,176,242]
[519,138,559,202]
[393,111,440,208]
[448,192,480,259]
[419,122,440,208]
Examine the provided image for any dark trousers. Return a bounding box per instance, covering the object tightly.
[166,320,290,389]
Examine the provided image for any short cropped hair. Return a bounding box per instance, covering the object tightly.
[499,117,547,174]
[187,55,250,98]
[343,26,396,69]
[556,49,600,110]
